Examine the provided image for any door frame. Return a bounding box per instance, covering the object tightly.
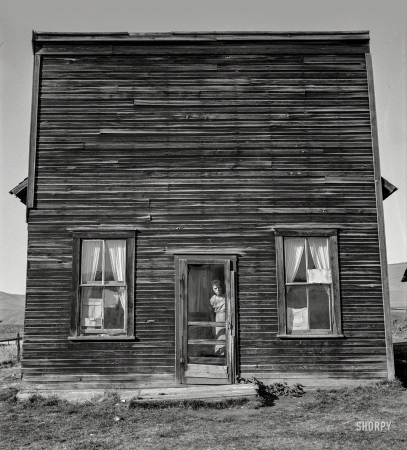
[174,254,237,384]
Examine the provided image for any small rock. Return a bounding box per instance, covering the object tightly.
[114,416,123,422]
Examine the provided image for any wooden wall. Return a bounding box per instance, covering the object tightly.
[23,33,390,388]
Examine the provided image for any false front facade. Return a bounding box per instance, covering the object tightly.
[12,31,394,389]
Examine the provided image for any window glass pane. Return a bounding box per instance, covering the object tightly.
[306,237,331,283]
[81,240,103,284]
[80,286,126,331]
[286,285,308,333]
[81,286,103,328]
[103,286,126,329]
[284,238,306,282]
[105,240,126,283]
[308,284,331,330]
[306,242,316,269]
[293,253,307,282]
[307,237,330,269]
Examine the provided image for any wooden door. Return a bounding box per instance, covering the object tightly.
[175,255,237,385]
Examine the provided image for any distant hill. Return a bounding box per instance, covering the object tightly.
[0,291,25,325]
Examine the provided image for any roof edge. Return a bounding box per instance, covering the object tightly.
[9,178,28,205]
[32,30,370,43]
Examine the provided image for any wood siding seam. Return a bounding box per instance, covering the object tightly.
[27,54,42,210]
[365,53,395,381]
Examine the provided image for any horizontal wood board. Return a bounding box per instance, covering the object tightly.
[24,36,389,387]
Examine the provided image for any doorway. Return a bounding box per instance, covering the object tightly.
[175,255,237,384]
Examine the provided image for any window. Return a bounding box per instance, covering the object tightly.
[275,229,342,337]
[71,232,135,339]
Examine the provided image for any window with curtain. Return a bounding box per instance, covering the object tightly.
[71,232,135,338]
[275,229,342,337]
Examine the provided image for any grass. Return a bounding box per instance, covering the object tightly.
[0,370,406,450]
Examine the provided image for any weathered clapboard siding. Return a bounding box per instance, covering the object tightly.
[21,32,392,387]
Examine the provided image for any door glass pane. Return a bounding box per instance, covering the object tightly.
[186,263,227,365]
[286,285,308,333]
[188,324,217,340]
[187,264,225,324]
[188,344,226,364]
[308,284,331,330]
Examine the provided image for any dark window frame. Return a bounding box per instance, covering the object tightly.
[275,228,343,338]
[70,231,135,341]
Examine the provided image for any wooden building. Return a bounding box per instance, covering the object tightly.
[12,31,395,389]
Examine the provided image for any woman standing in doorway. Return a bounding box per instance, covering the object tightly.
[210,280,226,356]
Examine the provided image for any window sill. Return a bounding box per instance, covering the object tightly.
[277,334,345,339]
[68,336,135,341]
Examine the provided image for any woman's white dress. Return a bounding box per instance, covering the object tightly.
[210,294,226,356]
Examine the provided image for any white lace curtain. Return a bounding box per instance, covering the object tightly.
[81,240,103,324]
[308,237,331,295]
[107,240,127,309]
[285,238,331,282]
[81,240,102,284]
[308,238,330,270]
[284,238,305,283]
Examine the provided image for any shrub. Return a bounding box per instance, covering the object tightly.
[102,389,121,404]
[0,386,19,403]
[237,376,305,405]
[22,393,60,408]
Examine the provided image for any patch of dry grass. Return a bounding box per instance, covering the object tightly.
[0,343,19,366]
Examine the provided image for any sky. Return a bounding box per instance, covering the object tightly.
[0,0,406,294]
